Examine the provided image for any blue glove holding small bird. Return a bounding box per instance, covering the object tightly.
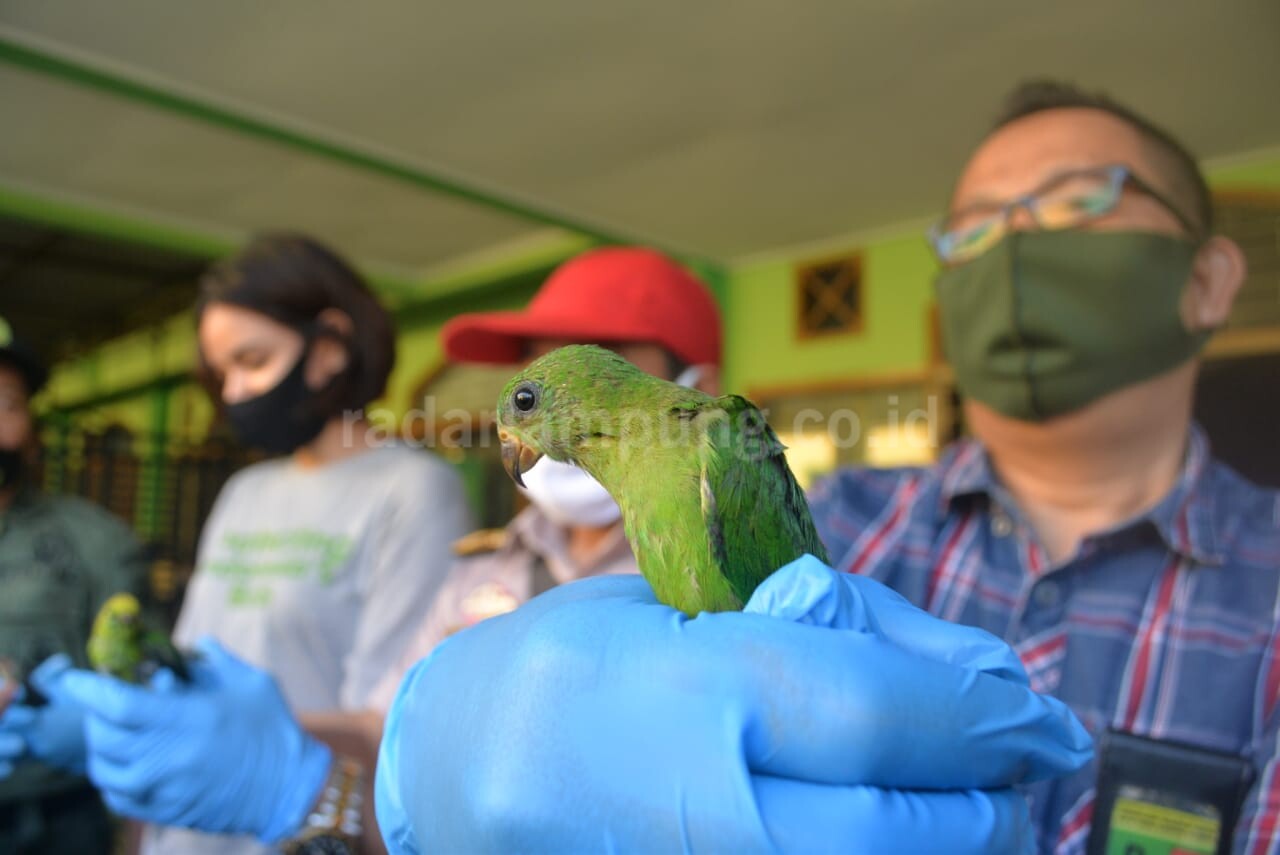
[59,638,331,843]
[0,654,89,777]
[376,554,1093,854]
[0,592,194,782]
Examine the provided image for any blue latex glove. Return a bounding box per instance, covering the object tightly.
[59,638,332,843]
[0,679,22,777]
[377,554,1092,854]
[0,654,89,776]
[0,731,19,778]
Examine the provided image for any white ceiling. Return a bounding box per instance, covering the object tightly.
[0,64,540,279]
[1,0,1277,274]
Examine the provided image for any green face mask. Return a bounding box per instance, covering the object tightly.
[934,230,1207,421]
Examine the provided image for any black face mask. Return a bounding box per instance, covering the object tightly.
[0,448,22,490]
[224,344,330,455]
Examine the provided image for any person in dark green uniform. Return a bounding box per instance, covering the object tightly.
[0,317,150,855]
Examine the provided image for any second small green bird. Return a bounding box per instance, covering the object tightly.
[497,345,828,616]
[87,593,190,684]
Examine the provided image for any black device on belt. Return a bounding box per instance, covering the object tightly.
[1087,728,1255,855]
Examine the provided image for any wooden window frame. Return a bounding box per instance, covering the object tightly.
[795,253,864,340]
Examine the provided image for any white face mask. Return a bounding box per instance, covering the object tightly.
[519,457,621,528]
[672,365,702,389]
[519,363,706,528]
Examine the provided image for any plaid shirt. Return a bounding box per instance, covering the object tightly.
[808,426,1280,854]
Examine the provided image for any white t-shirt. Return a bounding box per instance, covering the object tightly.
[144,443,472,855]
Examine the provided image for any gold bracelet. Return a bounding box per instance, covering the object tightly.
[281,757,364,855]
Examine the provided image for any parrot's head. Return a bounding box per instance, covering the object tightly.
[496,344,651,487]
[92,592,142,637]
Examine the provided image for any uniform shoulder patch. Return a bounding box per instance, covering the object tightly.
[451,527,508,557]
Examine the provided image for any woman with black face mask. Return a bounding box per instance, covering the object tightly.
[142,234,472,855]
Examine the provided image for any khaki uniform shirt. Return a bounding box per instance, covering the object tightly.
[369,505,637,713]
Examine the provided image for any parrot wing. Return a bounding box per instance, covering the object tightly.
[693,395,829,606]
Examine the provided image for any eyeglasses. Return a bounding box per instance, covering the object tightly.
[927,164,1201,264]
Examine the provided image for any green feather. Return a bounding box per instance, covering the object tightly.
[497,345,828,616]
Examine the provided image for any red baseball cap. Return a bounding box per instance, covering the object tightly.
[441,247,722,367]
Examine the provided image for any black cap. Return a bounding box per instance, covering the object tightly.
[0,316,48,396]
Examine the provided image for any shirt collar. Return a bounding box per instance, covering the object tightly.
[509,505,561,557]
[1143,424,1224,566]
[936,438,996,512]
[936,425,1224,566]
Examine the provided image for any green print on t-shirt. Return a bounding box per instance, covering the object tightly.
[207,529,354,606]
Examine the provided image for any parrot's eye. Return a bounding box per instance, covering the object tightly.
[512,383,540,414]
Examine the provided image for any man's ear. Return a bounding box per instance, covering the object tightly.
[306,308,354,388]
[1181,236,1247,331]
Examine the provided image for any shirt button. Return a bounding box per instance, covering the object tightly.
[991,511,1013,537]
[1033,581,1060,608]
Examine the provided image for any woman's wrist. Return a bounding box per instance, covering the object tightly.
[281,752,366,854]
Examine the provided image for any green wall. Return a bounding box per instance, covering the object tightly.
[1209,154,1280,189]
[723,233,937,395]
[44,311,197,432]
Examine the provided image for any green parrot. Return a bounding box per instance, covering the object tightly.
[496,344,829,616]
[87,593,190,684]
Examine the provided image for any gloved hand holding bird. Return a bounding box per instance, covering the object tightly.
[497,344,828,616]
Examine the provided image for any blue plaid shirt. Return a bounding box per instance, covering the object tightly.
[809,426,1280,854]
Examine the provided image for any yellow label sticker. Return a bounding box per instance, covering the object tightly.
[1108,796,1219,855]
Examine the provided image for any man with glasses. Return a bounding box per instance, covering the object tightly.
[810,79,1274,852]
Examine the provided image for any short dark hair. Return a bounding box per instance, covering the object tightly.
[195,233,396,417]
[991,79,1212,235]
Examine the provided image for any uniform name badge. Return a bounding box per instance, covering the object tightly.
[458,583,520,627]
[1087,729,1254,855]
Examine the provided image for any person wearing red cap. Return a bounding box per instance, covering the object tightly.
[367,246,724,712]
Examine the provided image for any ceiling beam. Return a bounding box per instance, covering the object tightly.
[0,226,61,288]
[0,180,423,298]
[0,239,206,283]
[0,29,726,276]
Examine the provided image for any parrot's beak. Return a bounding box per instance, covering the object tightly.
[499,430,542,488]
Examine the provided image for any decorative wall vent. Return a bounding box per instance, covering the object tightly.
[1215,192,1280,329]
[795,253,863,338]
